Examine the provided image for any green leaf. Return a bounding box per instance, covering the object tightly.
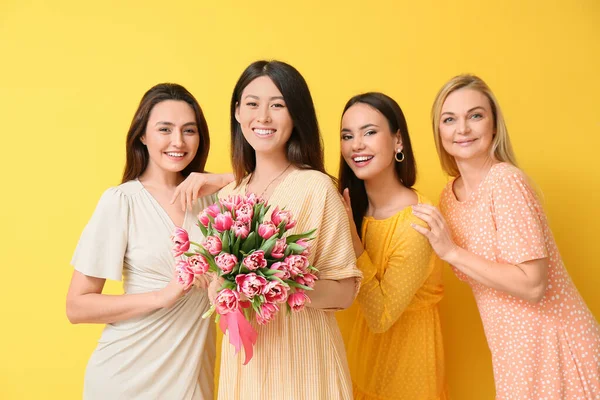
[232,234,241,255]
[198,223,208,237]
[259,235,278,255]
[285,229,317,244]
[287,281,313,291]
[241,232,257,253]
[286,243,307,254]
[222,232,230,252]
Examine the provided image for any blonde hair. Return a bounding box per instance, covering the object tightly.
[431,74,518,177]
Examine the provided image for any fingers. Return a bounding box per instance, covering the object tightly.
[342,189,353,215]
[410,222,431,238]
[170,187,181,205]
[186,186,194,211]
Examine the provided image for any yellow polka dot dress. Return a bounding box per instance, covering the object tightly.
[347,193,449,400]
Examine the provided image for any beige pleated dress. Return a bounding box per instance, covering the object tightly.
[71,180,216,400]
[217,169,363,400]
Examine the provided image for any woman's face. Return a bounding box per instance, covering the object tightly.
[438,88,495,164]
[235,76,293,157]
[141,100,199,174]
[340,103,401,182]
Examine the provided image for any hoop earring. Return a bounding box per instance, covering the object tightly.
[395,150,404,163]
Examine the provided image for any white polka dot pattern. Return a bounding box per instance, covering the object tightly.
[440,163,600,399]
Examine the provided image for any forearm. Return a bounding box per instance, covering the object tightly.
[306,277,357,310]
[66,291,163,324]
[445,247,547,302]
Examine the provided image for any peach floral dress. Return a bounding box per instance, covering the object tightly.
[440,163,600,399]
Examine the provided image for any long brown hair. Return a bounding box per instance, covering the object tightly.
[229,60,326,185]
[338,92,417,237]
[122,83,210,183]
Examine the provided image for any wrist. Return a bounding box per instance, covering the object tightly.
[442,245,461,264]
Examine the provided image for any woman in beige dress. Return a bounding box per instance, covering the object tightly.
[212,60,363,399]
[66,83,233,399]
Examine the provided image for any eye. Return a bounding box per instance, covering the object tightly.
[245,102,258,107]
[442,117,454,124]
[364,129,377,136]
[470,113,483,120]
[184,128,197,135]
[341,133,353,141]
[271,103,286,109]
[159,127,170,133]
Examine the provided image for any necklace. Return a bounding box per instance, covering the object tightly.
[246,163,292,199]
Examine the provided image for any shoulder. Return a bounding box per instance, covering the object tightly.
[488,163,532,192]
[113,180,144,196]
[292,169,338,195]
[218,179,244,198]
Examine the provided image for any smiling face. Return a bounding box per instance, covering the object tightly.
[340,102,401,181]
[234,76,293,158]
[438,88,495,164]
[141,100,199,175]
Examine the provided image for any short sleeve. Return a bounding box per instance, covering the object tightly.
[311,180,363,284]
[71,188,129,281]
[491,169,548,264]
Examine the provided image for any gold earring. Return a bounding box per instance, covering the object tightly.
[395,149,404,163]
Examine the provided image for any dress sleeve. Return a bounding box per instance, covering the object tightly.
[311,180,363,286]
[491,169,548,264]
[70,187,129,281]
[357,216,435,333]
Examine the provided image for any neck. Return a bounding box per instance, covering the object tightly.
[252,151,291,181]
[364,166,405,211]
[455,155,497,195]
[139,163,184,189]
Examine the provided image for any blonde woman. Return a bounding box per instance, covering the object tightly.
[412,74,600,399]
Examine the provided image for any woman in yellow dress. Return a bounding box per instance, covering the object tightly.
[212,60,363,399]
[339,92,448,399]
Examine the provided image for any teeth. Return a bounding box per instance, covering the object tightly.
[353,156,373,162]
[254,128,276,136]
[166,152,185,157]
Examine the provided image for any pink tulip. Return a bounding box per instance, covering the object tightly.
[242,250,267,271]
[296,272,317,288]
[256,303,279,325]
[198,204,220,227]
[285,255,309,277]
[244,193,259,206]
[262,280,289,304]
[235,202,254,223]
[220,195,242,211]
[258,221,278,239]
[215,253,238,274]
[215,289,240,314]
[176,260,194,289]
[271,206,296,230]
[170,227,190,257]
[288,290,310,312]
[214,212,234,232]
[202,235,222,255]
[295,238,311,256]
[235,273,268,299]
[271,238,287,259]
[188,254,210,275]
[232,220,250,239]
[269,261,291,280]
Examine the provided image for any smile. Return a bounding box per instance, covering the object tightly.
[353,156,374,162]
[253,128,276,136]
[165,152,186,157]
[454,138,477,147]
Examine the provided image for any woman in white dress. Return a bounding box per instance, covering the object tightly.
[66,83,233,399]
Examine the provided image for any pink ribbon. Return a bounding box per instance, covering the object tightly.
[218,303,258,365]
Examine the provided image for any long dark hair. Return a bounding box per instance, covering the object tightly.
[122,83,210,183]
[230,60,325,185]
[338,92,417,237]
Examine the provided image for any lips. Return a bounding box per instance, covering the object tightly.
[351,154,374,167]
[164,151,187,160]
[454,138,478,147]
[252,128,276,136]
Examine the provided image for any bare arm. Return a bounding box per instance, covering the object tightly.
[412,204,548,302]
[66,270,189,324]
[306,277,357,311]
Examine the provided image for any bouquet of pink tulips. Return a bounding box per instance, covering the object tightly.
[170,193,317,364]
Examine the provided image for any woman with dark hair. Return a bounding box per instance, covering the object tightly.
[213,60,362,399]
[339,92,448,399]
[66,83,231,399]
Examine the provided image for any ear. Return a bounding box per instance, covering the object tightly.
[140,135,146,145]
[234,102,241,124]
[395,130,403,149]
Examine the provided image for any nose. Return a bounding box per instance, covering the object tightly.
[256,105,271,124]
[171,129,184,147]
[456,117,470,135]
[351,136,365,152]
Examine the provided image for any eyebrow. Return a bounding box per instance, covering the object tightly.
[155,121,197,127]
[341,123,379,133]
[243,94,285,101]
[441,106,486,116]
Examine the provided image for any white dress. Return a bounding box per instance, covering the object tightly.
[71,180,215,400]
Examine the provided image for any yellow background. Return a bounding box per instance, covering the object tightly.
[1,1,598,398]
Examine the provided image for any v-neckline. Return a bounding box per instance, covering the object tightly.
[242,169,299,202]
[136,179,189,228]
